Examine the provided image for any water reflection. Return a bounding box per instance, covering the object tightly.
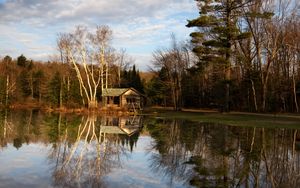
[147,119,192,187]
[48,114,143,187]
[0,109,44,149]
[0,110,143,188]
[1,111,300,187]
[147,118,300,188]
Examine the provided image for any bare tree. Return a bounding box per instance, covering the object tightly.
[116,49,132,87]
[152,35,190,110]
[0,56,16,107]
[57,25,113,109]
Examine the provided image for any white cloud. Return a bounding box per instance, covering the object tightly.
[0,0,196,25]
[0,0,198,70]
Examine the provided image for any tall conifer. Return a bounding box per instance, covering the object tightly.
[187,0,257,111]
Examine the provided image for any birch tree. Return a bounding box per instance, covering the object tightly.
[1,56,16,106]
[57,25,113,109]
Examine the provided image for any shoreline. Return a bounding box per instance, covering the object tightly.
[1,104,300,118]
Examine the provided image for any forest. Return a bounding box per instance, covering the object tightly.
[0,0,299,113]
[0,53,143,109]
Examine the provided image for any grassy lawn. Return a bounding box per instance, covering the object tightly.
[143,108,300,128]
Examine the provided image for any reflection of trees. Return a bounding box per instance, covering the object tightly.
[0,109,42,149]
[0,111,143,187]
[147,119,195,186]
[147,119,300,188]
[48,114,142,188]
[0,110,12,148]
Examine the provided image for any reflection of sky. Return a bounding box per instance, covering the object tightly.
[104,136,192,188]
[0,136,191,188]
[0,143,54,188]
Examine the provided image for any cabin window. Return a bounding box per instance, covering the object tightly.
[113,97,120,105]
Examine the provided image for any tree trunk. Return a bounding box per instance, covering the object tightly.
[5,75,9,107]
[225,64,231,112]
[261,59,272,112]
[261,81,267,112]
[106,63,108,89]
[66,76,70,104]
[30,73,34,99]
[250,79,258,112]
[224,9,231,112]
[88,99,98,109]
[79,82,85,106]
[292,67,299,112]
[59,78,63,108]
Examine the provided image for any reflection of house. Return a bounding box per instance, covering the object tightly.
[102,88,143,112]
[100,116,143,136]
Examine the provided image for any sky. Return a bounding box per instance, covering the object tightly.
[0,0,198,70]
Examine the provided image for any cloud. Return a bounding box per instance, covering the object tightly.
[0,0,198,70]
[0,0,196,25]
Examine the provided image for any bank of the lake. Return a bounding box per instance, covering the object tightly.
[3,105,300,128]
[143,107,300,128]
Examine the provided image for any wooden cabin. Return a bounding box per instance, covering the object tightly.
[100,116,143,136]
[102,88,143,112]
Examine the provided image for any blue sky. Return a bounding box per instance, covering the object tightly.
[0,0,198,70]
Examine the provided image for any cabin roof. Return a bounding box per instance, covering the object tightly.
[100,126,125,134]
[102,88,141,97]
[100,126,139,136]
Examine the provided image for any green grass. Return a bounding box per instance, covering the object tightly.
[143,108,300,129]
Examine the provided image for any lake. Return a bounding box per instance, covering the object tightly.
[0,110,299,188]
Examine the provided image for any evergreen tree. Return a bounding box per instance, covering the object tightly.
[17,54,27,67]
[120,65,144,93]
[48,72,62,106]
[3,55,12,64]
[0,78,5,105]
[66,73,83,107]
[18,70,32,98]
[33,70,45,102]
[131,66,144,93]
[146,67,172,106]
[186,0,254,111]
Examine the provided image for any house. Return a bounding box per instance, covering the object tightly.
[100,116,143,136]
[102,88,143,112]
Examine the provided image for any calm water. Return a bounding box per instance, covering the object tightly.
[0,110,300,188]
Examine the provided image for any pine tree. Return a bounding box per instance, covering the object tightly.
[18,70,32,98]
[120,65,144,93]
[17,54,27,67]
[48,72,62,106]
[186,0,254,111]
[33,70,45,103]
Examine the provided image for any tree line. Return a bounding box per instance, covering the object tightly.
[0,53,143,109]
[147,0,300,112]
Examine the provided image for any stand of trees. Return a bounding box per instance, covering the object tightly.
[0,54,143,109]
[146,0,300,112]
